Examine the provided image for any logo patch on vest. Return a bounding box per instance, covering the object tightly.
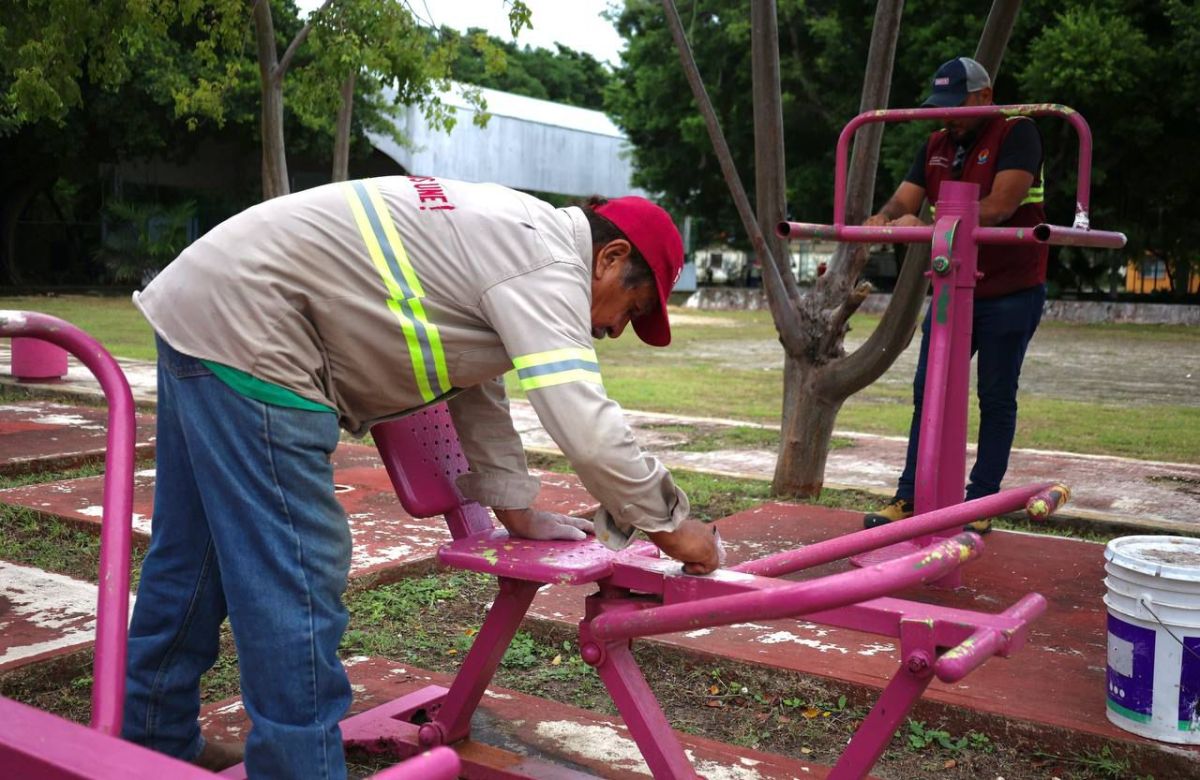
[977,149,990,165]
[929,154,952,168]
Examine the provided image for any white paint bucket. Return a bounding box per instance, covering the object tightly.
[1104,535,1200,743]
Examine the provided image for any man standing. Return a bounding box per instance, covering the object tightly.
[862,57,1047,532]
[123,176,720,778]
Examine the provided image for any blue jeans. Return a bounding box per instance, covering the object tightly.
[897,284,1045,503]
[124,336,351,779]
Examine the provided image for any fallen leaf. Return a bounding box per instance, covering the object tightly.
[704,699,723,708]
[709,684,721,695]
[800,747,812,755]
[801,707,821,719]
[464,628,477,637]
[550,654,562,666]
[822,711,831,718]
[446,649,458,655]
[943,759,956,769]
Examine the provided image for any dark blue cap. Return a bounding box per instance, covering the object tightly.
[922,57,991,107]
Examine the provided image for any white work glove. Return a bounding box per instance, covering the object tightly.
[493,508,595,541]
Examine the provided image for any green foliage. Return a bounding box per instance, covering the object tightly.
[608,0,1200,296]
[445,27,614,110]
[903,719,992,754]
[96,200,197,283]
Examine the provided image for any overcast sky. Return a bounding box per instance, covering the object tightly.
[294,0,626,65]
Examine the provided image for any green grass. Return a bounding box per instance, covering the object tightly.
[1,294,156,360]
[5,295,1196,463]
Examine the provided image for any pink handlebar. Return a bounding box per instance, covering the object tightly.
[934,593,1047,682]
[0,311,135,737]
[1025,483,1071,521]
[777,221,1126,250]
[590,533,983,643]
[833,104,1096,227]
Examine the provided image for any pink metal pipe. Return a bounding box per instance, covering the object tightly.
[365,747,461,780]
[731,481,1052,577]
[590,533,982,643]
[1031,223,1127,249]
[833,104,1095,227]
[779,222,1127,250]
[0,311,134,737]
[776,222,935,243]
[934,592,1047,683]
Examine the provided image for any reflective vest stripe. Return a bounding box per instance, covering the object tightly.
[513,347,602,391]
[343,181,450,402]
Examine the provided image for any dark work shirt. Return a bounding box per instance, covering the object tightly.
[904,119,1041,188]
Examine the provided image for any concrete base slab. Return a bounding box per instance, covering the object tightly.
[523,503,1200,766]
[0,444,598,584]
[0,561,128,674]
[509,400,1200,530]
[200,656,835,779]
[0,401,155,475]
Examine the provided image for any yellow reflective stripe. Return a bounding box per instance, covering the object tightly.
[512,346,602,392]
[512,347,597,370]
[362,182,425,297]
[342,181,449,402]
[361,182,451,394]
[520,368,604,391]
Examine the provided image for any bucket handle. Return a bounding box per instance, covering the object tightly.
[1139,595,1200,662]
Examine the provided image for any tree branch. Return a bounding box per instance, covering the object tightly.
[661,0,804,346]
[276,0,337,81]
[751,0,804,319]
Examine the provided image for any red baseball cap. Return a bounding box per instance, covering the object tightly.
[594,196,684,347]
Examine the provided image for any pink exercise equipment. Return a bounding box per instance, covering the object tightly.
[0,311,460,780]
[779,104,1125,587]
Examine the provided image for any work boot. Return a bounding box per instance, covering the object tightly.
[192,739,245,772]
[862,497,913,529]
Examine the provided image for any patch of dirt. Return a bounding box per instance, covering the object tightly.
[1148,474,1200,500]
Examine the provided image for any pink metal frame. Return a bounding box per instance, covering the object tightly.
[321,405,1070,780]
[778,105,1125,586]
[0,312,459,780]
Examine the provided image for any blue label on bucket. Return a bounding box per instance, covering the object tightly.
[1107,614,1155,723]
[1180,637,1200,731]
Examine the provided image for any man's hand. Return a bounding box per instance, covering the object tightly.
[863,213,889,227]
[887,214,925,228]
[493,508,594,541]
[647,519,723,575]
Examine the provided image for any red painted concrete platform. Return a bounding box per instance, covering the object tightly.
[200,656,835,779]
[0,444,598,584]
[0,561,112,674]
[524,503,1199,769]
[0,444,596,675]
[0,401,155,475]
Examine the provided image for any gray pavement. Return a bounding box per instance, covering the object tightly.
[3,345,1197,532]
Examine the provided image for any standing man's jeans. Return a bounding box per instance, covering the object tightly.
[124,336,352,780]
[896,284,1046,503]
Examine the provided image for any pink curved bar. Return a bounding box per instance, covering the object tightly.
[0,311,135,737]
[365,747,461,780]
[834,104,1095,227]
[732,482,1053,578]
[934,592,1047,683]
[590,533,983,643]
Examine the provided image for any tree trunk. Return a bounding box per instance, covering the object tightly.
[252,0,289,200]
[774,355,844,495]
[771,0,904,495]
[751,0,789,310]
[331,70,357,183]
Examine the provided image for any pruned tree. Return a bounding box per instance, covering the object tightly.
[663,0,1023,496]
